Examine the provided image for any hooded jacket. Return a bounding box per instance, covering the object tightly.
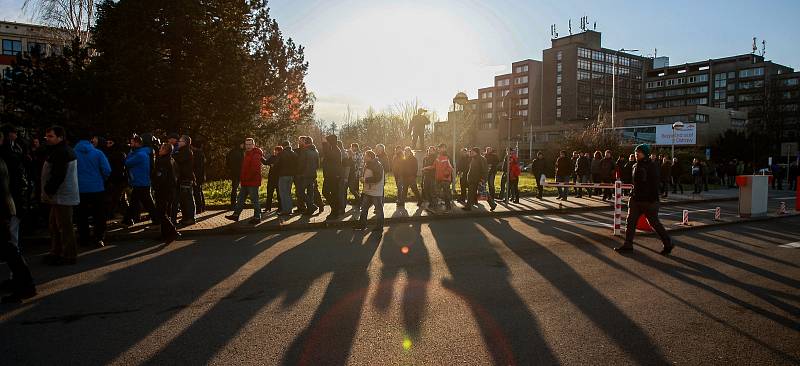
[240,147,264,187]
[630,157,660,202]
[74,140,111,193]
[125,146,153,188]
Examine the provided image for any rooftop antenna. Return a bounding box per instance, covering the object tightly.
[654,48,657,59]
[568,19,572,35]
[752,37,757,54]
[593,21,597,30]
[761,40,766,57]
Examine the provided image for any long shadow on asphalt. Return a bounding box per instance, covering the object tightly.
[693,231,800,269]
[519,217,800,363]
[143,230,381,365]
[0,233,290,365]
[476,218,672,366]
[373,222,430,342]
[427,220,559,366]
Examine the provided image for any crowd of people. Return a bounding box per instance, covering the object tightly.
[0,125,207,302]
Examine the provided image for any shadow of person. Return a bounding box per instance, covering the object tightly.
[142,229,381,366]
[477,217,672,366]
[428,220,559,365]
[0,233,289,365]
[373,222,430,341]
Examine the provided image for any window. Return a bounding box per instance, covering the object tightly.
[484,112,493,120]
[782,78,799,86]
[514,76,528,84]
[727,71,736,79]
[592,50,604,61]
[739,80,764,89]
[556,51,562,61]
[480,91,493,99]
[687,74,708,84]
[727,95,735,103]
[480,122,496,130]
[646,81,664,89]
[556,86,561,96]
[714,73,727,88]
[514,65,529,73]
[578,59,590,70]
[783,104,799,112]
[695,114,708,123]
[715,102,726,109]
[556,108,562,118]
[578,48,591,59]
[484,102,493,109]
[496,79,510,87]
[665,88,685,97]
[557,74,562,84]
[517,87,528,95]
[738,93,763,102]
[727,83,736,91]
[714,90,725,100]
[27,42,47,55]
[2,39,22,56]
[739,67,764,78]
[592,62,604,73]
[556,97,562,107]
[577,70,590,80]
[556,63,562,73]
[518,109,528,116]
[687,86,708,94]
[668,99,685,107]
[686,97,708,106]
[500,89,510,97]
[520,98,529,106]
[645,91,664,99]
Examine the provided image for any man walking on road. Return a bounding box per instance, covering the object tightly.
[615,144,673,255]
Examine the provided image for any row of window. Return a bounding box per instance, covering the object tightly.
[514,65,529,73]
[2,39,59,56]
[646,74,709,89]
[577,47,642,69]
[644,97,708,109]
[496,79,510,87]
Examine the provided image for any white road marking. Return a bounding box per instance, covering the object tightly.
[778,241,800,249]
[771,196,797,200]
[525,215,611,228]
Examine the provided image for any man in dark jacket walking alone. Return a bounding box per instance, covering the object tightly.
[615,144,673,254]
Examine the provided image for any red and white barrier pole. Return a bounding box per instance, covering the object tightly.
[714,207,721,221]
[681,209,690,225]
[613,180,622,236]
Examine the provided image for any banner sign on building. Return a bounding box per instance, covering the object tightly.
[655,123,696,145]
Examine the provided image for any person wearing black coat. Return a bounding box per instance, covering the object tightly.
[103,137,128,218]
[0,130,36,303]
[321,135,343,219]
[275,142,298,216]
[191,141,206,214]
[172,135,195,225]
[599,150,615,200]
[225,143,244,207]
[615,144,673,255]
[575,152,590,198]
[456,148,470,203]
[660,157,672,198]
[152,143,179,244]
[671,158,684,194]
[530,151,546,199]
[261,146,281,213]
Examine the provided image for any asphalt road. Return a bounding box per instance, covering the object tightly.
[1,212,799,365]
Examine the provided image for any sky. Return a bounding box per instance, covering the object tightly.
[2,0,799,123]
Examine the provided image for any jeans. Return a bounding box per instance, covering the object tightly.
[423,175,436,205]
[49,204,77,260]
[265,176,279,211]
[467,180,480,207]
[193,183,205,213]
[323,176,341,213]
[556,176,569,199]
[297,176,317,213]
[509,178,519,202]
[534,174,544,198]
[459,173,468,201]
[233,186,261,219]
[278,176,294,213]
[487,169,497,198]
[178,183,196,223]
[436,181,453,209]
[348,174,361,203]
[575,175,589,196]
[77,191,107,244]
[338,176,348,210]
[624,200,671,247]
[1,216,34,291]
[358,194,384,229]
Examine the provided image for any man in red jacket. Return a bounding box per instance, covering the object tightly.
[226,138,263,224]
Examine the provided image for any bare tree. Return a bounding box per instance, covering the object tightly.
[23,0,94,45]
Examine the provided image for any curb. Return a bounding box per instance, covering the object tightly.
[102,196,740,241]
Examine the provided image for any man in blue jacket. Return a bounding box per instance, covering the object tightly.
[122,134,158,226]
[75,133,111,248]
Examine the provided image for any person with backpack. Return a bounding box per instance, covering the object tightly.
[434,144,454,211]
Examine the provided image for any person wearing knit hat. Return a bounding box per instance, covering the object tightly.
[615,143,674,255]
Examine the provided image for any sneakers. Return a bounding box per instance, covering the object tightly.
[660,241,675,255]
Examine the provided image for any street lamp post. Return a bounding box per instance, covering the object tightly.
[671,121,684,160]
[611,48,638,130]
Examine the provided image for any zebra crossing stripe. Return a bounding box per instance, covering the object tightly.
[779,241,800,248]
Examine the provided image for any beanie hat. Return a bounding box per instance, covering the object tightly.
[635,144,651,156]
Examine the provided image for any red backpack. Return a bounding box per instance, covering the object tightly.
[434,155,453,182]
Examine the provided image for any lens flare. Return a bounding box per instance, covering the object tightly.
[401,246,409,254]
[402,338,412,351]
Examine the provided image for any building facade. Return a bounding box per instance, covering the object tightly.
[1,21,68,78]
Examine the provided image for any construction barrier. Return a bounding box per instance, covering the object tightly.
[777,201,788,216]
[714,207,721,221]
[543,180,633,236]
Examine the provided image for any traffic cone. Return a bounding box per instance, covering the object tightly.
[636,215,653,232]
